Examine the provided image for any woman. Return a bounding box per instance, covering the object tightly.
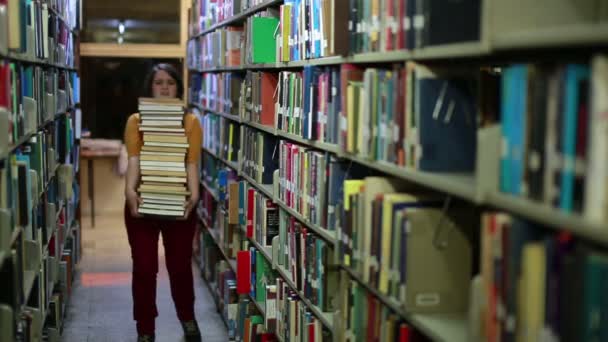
[123,63,202,342]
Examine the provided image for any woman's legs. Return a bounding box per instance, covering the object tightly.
[124,206,161,335]
[161,214,197,322]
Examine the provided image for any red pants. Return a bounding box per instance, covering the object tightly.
[124,205,197,335]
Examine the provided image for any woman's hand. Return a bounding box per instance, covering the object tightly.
[184,194,199,219]
[126,189,143,217]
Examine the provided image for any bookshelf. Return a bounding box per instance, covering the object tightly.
[0,0,83,340]
[189,0,608,341]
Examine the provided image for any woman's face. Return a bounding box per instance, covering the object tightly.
[151,69,178,98]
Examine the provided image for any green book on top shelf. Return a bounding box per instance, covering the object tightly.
[251,17,279,64]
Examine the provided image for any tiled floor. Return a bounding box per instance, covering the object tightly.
[61,214,228,342]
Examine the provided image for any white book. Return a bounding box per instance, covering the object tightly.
[140,115,184,121]
[584,55,608,223]
[141,151,186,156]
[140,203,185,211]
[143,142,189,148]
[140,166,186,172]
[141,193,187,201]
[141,176,187,183]
[138,208,184,217]
[139,127,186,133]
[140,120,183,127]
[140,161,185,168]
[142,198,185,206]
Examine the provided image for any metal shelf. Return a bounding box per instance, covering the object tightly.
[343,155,480,202]
[275,198,337,245]
[201,218,238,272]
[23,270,39,302]
[190,43,490,73]
[276,131,342,155]
[243,226,273,264]
[202,148,239,172]
[243,120,277,136]
[275,263,335,333]
[249,293,266,317]
[240,173,274,199]
[486,192,608,247]
[191,104,243,123]
[191,0,283,39]
[492,23,608,50]
[2,52,78,71]
[200,180,219,201]
[2,111,71,161]
[341,266,468,342]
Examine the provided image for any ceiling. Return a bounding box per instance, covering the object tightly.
[83,0,181,43]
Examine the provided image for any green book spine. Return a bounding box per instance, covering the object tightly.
[252,17,279,64]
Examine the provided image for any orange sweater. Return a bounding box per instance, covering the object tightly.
[124,113,202,163]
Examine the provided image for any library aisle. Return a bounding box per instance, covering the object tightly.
[60,214,228,342]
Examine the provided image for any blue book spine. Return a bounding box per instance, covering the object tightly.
[313,0,322,58]
[510,65,529,195]
[559,64,590,212]
[500,68,512,193]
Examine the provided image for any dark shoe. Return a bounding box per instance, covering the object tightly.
[181,320,202,342]
[137,335,155,342]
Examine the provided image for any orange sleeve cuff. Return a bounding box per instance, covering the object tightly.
[186,114,202,164]
[125,114,143,157]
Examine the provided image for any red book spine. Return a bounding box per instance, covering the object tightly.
[399,323,411,342]
[247,188,255,238]
[398,0,407,50]
[308,322,315,342]
[236,250,251,294]
[0,64,10,108]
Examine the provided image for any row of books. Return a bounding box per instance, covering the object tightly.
[241,126,279,185]
[188,0,270,37]
[199,194,337,341]
[239,181,279,248]
[0,62,79,150]
[340,177,473,313]
[276,0,348,62]
[278,141,347,231]
[190,72,242,116]
[0,174,79,342]
[187,12,279,70]
[275,68,341,145]
[187,26,243,71]
[0,114,76,245]
[199,227,276,341]
[201,176,451,341]
[500,56,608,223]
[200,55,608,227]
[188,0,482,66]
[477,213,608,342]
[201,113,240,163]
[340,277,416,342]
[239,71,276,127]
[0,0,80,65]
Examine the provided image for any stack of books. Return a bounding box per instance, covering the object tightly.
[137,97,190,218]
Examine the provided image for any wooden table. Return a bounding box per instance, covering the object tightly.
[80,149,120,228]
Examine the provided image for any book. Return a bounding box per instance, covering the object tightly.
[137,97,189,218]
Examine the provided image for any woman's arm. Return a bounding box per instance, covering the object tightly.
[125,156,143,217]
[184,162,200,218]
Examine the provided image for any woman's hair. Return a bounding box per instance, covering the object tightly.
[142,63,183,98]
